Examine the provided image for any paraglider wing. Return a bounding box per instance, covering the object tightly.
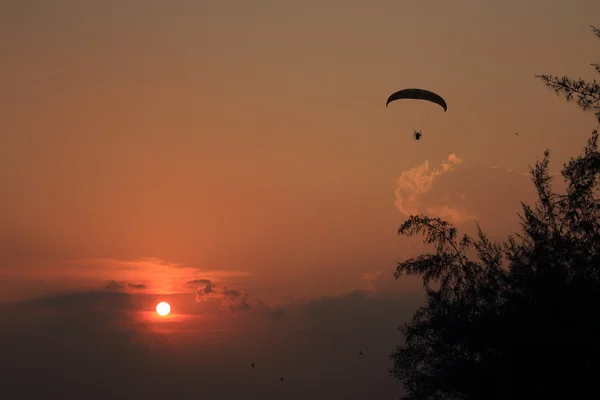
[385,88,447,112]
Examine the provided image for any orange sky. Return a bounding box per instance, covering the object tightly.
[0,0,598,305]
[1,0,598,304]
[1,1,599,397]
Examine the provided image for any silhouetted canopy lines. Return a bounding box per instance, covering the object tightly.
[385,88,447,112]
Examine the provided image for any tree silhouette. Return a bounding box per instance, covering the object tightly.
[389,25,600,400]
[536,25,600,124]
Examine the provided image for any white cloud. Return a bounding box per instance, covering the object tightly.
[394,153,477,224]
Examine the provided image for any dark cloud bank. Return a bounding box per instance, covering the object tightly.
[0,283,420,399]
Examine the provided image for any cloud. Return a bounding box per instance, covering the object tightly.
[187,279,212,285]
[0,285,418,399]
[223,289,242,300]
[259,301,287,320]
[394,153,476,224]
[0,256,253,303]
[105,280,147,291]
[26,290,135,312]
[1,292,159,398]
[298,290,423,373]
[194,280,216,302]
[269,308,285,320]
[192,280,253,314]
[60,257,249,295]
[229,293,252,314]
[128,283,147,290]
[362,271,386,291]
[394,155,536,234]
[361,270,415,294]
[105,280,125,291]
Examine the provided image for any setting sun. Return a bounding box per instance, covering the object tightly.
[156,302,171,316]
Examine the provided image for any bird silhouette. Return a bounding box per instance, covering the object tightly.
[515,132,519,136]
[359,350,363,356]
[280,376,284,382]
[251,362,254,368]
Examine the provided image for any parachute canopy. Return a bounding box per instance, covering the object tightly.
[385,88,447,112]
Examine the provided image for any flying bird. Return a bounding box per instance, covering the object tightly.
[515,132,519,136]
[251,363,255,368]
[280,376,284,382]
[359,350,363,356]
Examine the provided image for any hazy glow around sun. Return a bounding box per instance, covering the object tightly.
[156,302,171,316]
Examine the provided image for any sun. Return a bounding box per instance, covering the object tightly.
[156,301,171,316]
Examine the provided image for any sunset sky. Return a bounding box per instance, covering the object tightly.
[1,0,599,398]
